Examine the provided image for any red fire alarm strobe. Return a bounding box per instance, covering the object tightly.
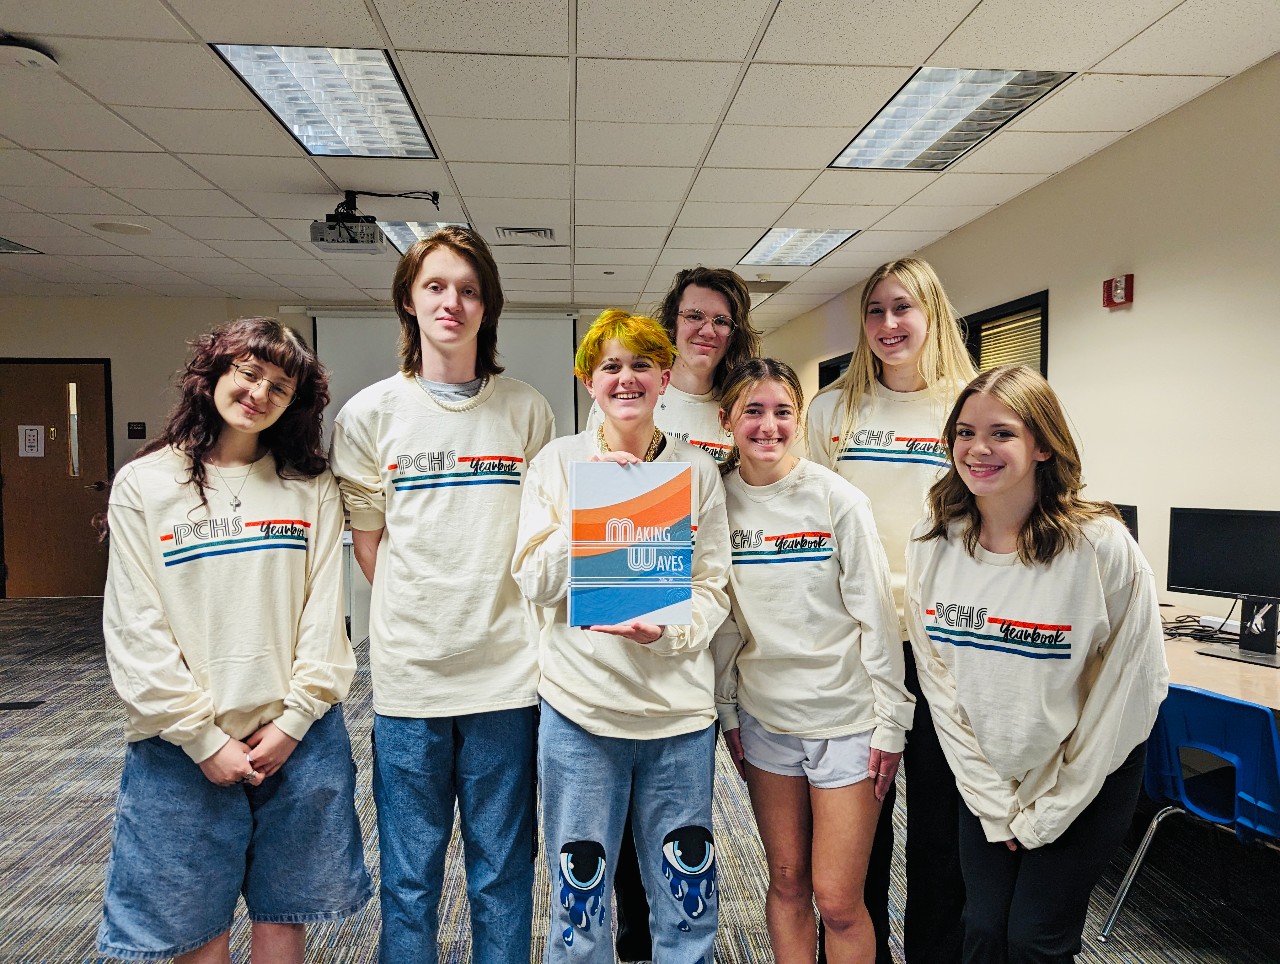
[1103,274,1134,308]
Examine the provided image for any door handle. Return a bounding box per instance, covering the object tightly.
[84,481,107,492]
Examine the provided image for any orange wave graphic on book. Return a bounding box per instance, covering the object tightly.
[572,470,691,558]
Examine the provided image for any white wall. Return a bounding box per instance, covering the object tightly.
[766,55,1280,610]
[0,295,282,469]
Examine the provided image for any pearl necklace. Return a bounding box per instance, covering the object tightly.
[597,424,664,462]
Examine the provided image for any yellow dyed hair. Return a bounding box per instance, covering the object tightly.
[573,308,676,381]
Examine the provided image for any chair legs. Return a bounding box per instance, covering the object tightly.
[1097,804,1186,943]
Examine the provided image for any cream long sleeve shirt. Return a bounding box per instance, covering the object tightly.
[905,516,1169,849]
[713,458,913,749]
[329,373,555,717]
[586,384,734,464]
[806,381,951,631]
[511,431,731,739]
[102,447,354,763]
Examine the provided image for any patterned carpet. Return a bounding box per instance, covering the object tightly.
[1,596,1279,963]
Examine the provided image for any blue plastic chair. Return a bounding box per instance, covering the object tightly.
[1098,684,1280,941]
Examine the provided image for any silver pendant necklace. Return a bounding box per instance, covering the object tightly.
[209,459,255,512]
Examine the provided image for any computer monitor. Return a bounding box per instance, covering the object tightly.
[1168,507,1280,667]
[1113,503,1138,541]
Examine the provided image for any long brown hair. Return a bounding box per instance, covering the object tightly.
[137,317,330,509]
[655,266,762,394]
[717,358,805,477]
[392,225,505,378]
[919,365,1119,564]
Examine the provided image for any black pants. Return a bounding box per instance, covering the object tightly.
[958,742,1146,964]
[613,816,652,961]
[821,643,966,964]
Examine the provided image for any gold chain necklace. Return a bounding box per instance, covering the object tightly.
[597,424,664,462]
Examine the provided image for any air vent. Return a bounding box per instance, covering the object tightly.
[494,226,555,242]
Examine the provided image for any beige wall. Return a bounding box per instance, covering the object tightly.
[766,55,1280,609]
[0,296,286,468]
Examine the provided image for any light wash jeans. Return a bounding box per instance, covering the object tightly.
[372,707,537,964]
[538,700,718,963]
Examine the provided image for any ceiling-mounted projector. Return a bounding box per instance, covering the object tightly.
[310,212,389,255]
[310,191,389,254]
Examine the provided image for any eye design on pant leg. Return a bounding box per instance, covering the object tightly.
[661,825,718,924]
[558,840,608,946]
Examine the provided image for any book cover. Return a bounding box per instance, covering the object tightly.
[569,461,694,627]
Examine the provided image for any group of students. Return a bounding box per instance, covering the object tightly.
[95,224,1169,964]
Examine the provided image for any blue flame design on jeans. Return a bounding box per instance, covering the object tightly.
[661,825,717,925]
[558,840,607,947]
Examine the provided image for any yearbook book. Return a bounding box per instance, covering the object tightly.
[568,461,693,627]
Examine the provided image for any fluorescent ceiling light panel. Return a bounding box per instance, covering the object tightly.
[0,236,41,254]
[379,221,470,254]
[214,45,434,158]
[831,67,1072,171]
[739,229,857,267]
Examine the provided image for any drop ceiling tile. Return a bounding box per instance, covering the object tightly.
[576,166,694,202]
[0,150,91,188]
[209,239,315,259]
[507,291,574,305]
[577,226,669,248]
[113,107,305,157]
[0,186,142,216]
[755,0,975,64]
[577,0,771,58]
[450,163,571,199]
[798,170,938,206]
[577,60,741,125]
[25,233,131,257]
[99,237,224,258]
[243,193,356,220]
[270,273,357,290]
[1008,74,1223,132]
[905,173,1047,206]
[180,155,333,193]
[230,285,303,299]
[151,255,259,273]
[1096,0,1280,75]
[733,264,809,282]
[796,263,881,283]
[75,281,157,296]
[112,189,252,217]
[724,65,912,127]
[687,168,815,203]
[61,254,168,273]
[655,247,746,267]
[669,226,773,250]
[2,255,110,282]
[0,0,191,39]
[675,201,790,228]
[377,0,568,54]
[52,39,257,109]
[500,263,572,280]
[167,0,386,45]
[576,122,713,168]
[288,287,374,303]
[573,264,651,283]
[351,194,468,222]
[498,277,576,291]
[429,117,571,164]
[464,198,571,227]
[872,205,993,232]
[490,245,571,264]
[158,216,291,241]
[141,282,235,297]
[774,204,893,230]
[0,101,161,152]
[572,248,660,266]
[400,53,569,121]
[575,199,682,227]
[927,0,1182,71]
[838,229,949,254]
[951,131,1125,174]
[37,151,213,190]
[703,125,858,170]
[0,211,89,238]
[313,158,447,195]
[239,258,345,277]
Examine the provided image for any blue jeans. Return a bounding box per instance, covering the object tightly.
[372,707,537,964]
[538,700,718,963]
[98,706,370,960]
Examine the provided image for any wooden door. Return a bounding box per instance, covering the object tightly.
[0,360,112,597]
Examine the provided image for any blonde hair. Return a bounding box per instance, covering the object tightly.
[717,358,805,477]
[574,309,675,381]
[919,365,1120,565]
[823,258,976,438]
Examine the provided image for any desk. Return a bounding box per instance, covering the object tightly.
[1162,604,1280,710]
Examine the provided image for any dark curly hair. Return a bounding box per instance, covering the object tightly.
[654,266,762,395]
[138,317,330,509]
